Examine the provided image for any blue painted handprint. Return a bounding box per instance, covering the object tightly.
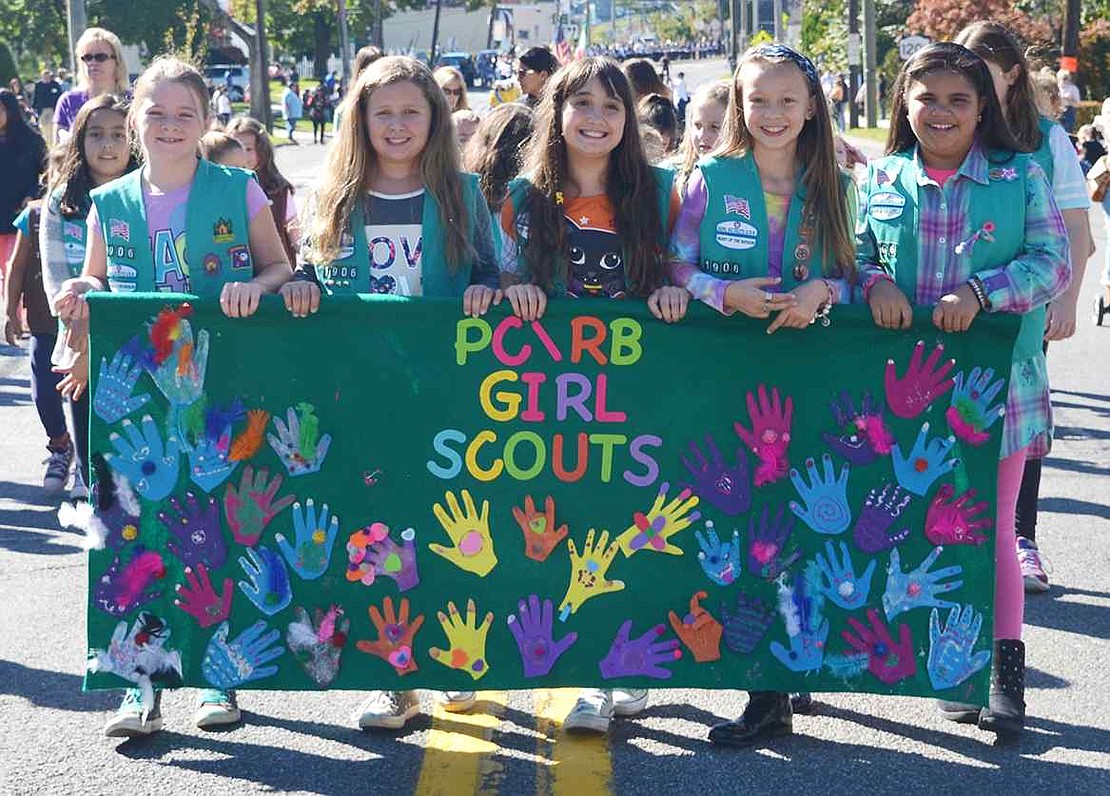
[104,415,181,501]
[814,540,876,610]
[770,568,829,673]
[946,367,1006,445]
[187,402,243,493]
[679,434,751,516]
[237,545,293,616]
[882,546,963,620]
[788,454,852,535]
[927,604,992,690]
[201,620,284,689]
[892,422,959,497]
[150,321,209,407]
[267,404,332,477]
[93,348,151,424]
[695,520,742,586]
[277,498,340,580]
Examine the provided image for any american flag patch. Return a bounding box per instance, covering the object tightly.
[724,194,750,219]
[109,218,130,242]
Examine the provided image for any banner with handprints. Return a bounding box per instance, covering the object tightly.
[83,294,1017,707]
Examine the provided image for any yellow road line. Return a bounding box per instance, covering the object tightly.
[534,689,612,796]
[415,691,508,796]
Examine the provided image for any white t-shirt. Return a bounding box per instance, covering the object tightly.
[1046,122,1090,211]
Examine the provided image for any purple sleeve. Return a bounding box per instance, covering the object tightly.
[667,169,733,314]
[246,178,269,221]
[53,91,86,131]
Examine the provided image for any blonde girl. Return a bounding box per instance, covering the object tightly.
[54,27,131,143]
[672,79,730,192]
[434,65,470,112]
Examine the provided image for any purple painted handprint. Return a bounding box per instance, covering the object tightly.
[598,620,681,679]
[680,434,751,515]
[852,484,912,554]
[822,390,895,465]
[507,595,578,678]
[747,503,801,580]
[87,454,142,550]
[158,492,227,569]
[884,341,955,419]
[93,547,167,617]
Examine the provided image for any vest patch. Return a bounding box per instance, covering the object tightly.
[106,244,136,259]
[108,218,130,242]
[715,219,758,250]
[869,190,906,221]
[724,194,751,219]
[877,241,898,264]
[229,245,251,270]
[213,217,235,243]
[107,262,138,286]
[701,259,749,276]
[202,252,222,276]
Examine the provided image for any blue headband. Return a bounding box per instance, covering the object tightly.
[749,44,820,91]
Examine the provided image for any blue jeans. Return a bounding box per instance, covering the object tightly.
[30,334,66,440]
[286,117,298,139]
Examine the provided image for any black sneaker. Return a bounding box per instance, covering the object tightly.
[708,691,792,747]
[43,441,73,494]
[789,692,815,714]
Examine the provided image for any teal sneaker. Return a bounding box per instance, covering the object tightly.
[194,688,241,729]
[103,688,163,738]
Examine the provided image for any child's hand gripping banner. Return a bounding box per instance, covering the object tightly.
[84,294,1018,707]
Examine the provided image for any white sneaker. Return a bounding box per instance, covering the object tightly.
[612,688,649,717]
[563,688,614,733]
[70,469,88,501]
[440,691,477,713]
[103,688,162,738]
[194,689,242,729]
[356,690,419,730]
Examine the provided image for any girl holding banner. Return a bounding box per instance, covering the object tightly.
[856,42,1070,742]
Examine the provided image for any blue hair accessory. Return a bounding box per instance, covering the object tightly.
[750,44,821,92]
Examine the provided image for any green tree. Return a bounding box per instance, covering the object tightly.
[0,39,18,83]
[89,0,212,60]
[0,0,68,67]
[801,0,847,73]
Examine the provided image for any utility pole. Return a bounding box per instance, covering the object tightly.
[729,0,739,71]
[254,0,272,130]
[847,0,860,129]
[338,0,351,86]
[66,0,87,71]
[1061,0,1080,74]
[429,0,444,67]
[863,0,877,127]
[773,0,782,41]
[486,0,497,50]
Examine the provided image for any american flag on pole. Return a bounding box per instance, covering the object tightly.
[574,19,589,60]
[724,194,750,219]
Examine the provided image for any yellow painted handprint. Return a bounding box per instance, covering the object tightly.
[429,489,498,576]
[617,481,701,557]
[557,529,625,621]
[428,598,493,680]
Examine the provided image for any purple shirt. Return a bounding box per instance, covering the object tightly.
[53,89,90,134]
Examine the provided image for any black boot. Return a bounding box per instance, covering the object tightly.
[789,692,815,715]
[978,639,1025,741]
[708,691,792,747]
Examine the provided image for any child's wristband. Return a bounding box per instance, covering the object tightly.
[861,272,894,300]
[966,275,990,311]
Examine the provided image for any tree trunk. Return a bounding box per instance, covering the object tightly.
[313,11,333,82]
[197,0,270,128]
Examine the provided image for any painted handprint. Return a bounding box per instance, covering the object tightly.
[720,591,776,654]
[104,415,180,501]
[946,366,1005,445]
[223,465,296,546]
[202,620,284,689]
[928,604,992,690]
[286,605,349,688]
[680,434,751,515]
[884,340,955,419]
[925,484,991,546]
[428,598,494,681]
[187,401,243,492]
[93,347,151,424]
[276,498,340,580]
[511,495,568,562]
[734,384,794,486]
[429,489,498,576]
[356,596,424,675]
[347,523,420,591]
[267,403,332,477]
[695,520,742,586]
[175,564,233,628]
[148,308,209,407]
[821,390,894,465]
[668,591,723,663]
[158,491,226,569]
[892,422,959,496]
[88,613,183,713]
[815,540,876,610]
[237,545,293,616]
[507,595,578,677]
[85,455,141,550]
[852,483,912,554]
[558,528,625,620]
[617,481,701,557]
[598,620,682,679]
[841,608,917,685]
[882,546,963,620]
[747,504,801,581]
[789,454,852,535]
[770,567,829,673]
[92,547,166,617]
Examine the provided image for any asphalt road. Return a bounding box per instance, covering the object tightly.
[1,62,1108,796]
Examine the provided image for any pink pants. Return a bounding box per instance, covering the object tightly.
[994,447,1029,640]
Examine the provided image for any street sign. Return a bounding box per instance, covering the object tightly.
[898,35,931,60]
[848,33,862,66]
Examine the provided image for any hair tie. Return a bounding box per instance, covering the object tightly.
[749,44,821,92]
[554,191,565,206]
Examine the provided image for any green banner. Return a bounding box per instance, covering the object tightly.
[84,294,1018,706]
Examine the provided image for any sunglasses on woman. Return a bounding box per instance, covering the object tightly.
[443,86,463,96]
[81,53,115,64]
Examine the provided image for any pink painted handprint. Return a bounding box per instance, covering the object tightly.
[884,341,956,419]
[734,384,794,487]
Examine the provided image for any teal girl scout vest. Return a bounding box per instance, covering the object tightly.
[91,159,253,296]
[314,172,484,298]
[505,166,675,294]
[859,149,1045,365]
[696,152,855,289]
[45,191,88,278]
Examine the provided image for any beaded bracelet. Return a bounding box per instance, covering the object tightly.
[966,275,988,310]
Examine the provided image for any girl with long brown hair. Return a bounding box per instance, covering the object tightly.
[227,116,300,267]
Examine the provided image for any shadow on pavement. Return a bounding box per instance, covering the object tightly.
[1038,496,1110,521]
[1025,591,1110,639]
[1042,456,1110,477]
[0,525,83,555]
[0,660,117,712]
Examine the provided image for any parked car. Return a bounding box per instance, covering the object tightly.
[203,65,249,102]
[435,52,477,87]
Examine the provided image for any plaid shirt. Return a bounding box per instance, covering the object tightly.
[856,145,1071,458]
